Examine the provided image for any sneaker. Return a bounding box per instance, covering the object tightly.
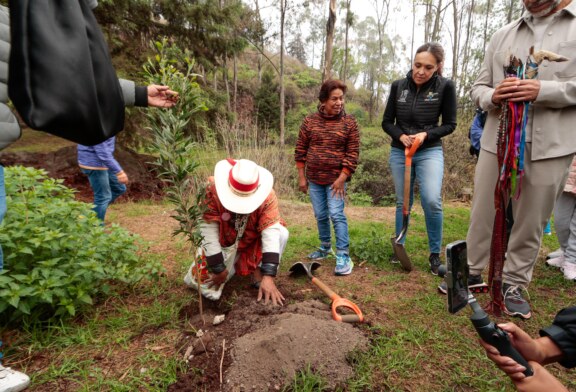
[503,283,532,319]
[334,254,353,276]
[438,274,488,295]
[563,263,576,281]
[546,255,565,268]
[0,365,30,392]
[308,245,334,260]
[546,248,563,260]
[429,253,441,275]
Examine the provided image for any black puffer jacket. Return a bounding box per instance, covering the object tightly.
[382,71,457,150]
[540,306,576,369]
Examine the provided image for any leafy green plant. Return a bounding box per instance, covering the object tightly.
[142,38,209,319]
[350,228,390,266]
[0,167,161,321]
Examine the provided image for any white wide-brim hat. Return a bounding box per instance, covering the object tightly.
[214,158,274,214]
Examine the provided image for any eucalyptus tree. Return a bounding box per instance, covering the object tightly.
[322,0,337,81]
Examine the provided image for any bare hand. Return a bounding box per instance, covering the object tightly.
[330,177,346,199]
[409,132,427,146]
[205,269,228,289]
[147,85,179,108]
[492,77,540,105]
[257,275,285,306]
[116,171,129,184]
[298,177,308,194]
[513,362,569,392]
[399,134,412,147]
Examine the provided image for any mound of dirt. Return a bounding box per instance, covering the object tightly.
[170,288,369,392]
[0,146,165,202]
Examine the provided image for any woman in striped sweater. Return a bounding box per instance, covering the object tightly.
[295,79,360,276]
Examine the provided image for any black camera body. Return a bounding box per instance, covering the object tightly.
[444,240,533,377]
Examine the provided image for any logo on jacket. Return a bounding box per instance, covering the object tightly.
[398,89,409,103]
[424,91,439,102]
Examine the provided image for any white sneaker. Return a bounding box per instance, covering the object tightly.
[563,263,576,281]
[0,365,30,392]
[546,248,563,260]
[546,255,565,268]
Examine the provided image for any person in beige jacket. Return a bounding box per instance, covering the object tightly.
[546,156,576,280]
[465,0,576,320]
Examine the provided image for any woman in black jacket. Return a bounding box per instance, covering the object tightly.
[382,42,457,274]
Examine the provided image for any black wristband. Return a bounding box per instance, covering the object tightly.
[208,262,227,274]
[135,85,149,107]
[260,263,278,277]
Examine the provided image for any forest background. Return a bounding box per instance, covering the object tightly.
[15,0,526,206]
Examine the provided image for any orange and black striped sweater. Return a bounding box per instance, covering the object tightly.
[295,111,360,185]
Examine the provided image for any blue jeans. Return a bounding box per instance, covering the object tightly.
[81,169,126,221]
[308,181,349,254]
[0,165,5,270]
[389,146,444,253]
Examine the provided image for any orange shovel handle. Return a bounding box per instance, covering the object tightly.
[311,277,338,301]
[402,139,422,215]
[311,277,364,323]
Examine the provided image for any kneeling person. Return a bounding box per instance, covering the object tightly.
[186,159,288,306]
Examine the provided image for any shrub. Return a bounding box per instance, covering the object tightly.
[0,166,162,322]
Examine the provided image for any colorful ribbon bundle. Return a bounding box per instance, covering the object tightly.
[486,48,568,315]
[486,53,535,315]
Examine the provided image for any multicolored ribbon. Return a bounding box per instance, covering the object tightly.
[486,54,535,315]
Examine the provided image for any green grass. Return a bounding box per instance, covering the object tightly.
[2,201,575,391]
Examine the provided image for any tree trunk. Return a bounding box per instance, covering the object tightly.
[451,0,459,81]
[431,0,443,42]
[223,56,231,112]
[322,0,337,82]
[279,0,286,146]
[233,54,238,113]
[254,0,263,83]
[482,0,491,54]
[342,0,352,83]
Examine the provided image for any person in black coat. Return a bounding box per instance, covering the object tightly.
[382,42,457,275]
[480,306,575,391]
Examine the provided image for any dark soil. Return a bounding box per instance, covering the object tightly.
[169,278,369,392]
[0,145,165,203]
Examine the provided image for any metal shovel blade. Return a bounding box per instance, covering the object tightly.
[391,237,413,272]
[289,261,322,279]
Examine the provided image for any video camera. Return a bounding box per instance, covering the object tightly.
[441,240,533,377]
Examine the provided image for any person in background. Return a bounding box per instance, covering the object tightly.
[78,84,177,222]
[480,306,575,392]
[546,156,576,281]
[295,79,360,276]
[382,42,457,275]
[184,159,288,305]
[469,107,487,158]
[464,0,576,320]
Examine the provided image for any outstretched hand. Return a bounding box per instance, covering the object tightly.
[257,275,285,306]
[147,84,179,108]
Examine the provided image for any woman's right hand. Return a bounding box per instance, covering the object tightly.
[298,177,308,194]
[399,134,412,147]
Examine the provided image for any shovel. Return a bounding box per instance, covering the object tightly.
[289,261,364,323]
[391,139,422,272]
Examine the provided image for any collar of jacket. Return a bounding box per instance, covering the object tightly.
[405,70,439,92]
